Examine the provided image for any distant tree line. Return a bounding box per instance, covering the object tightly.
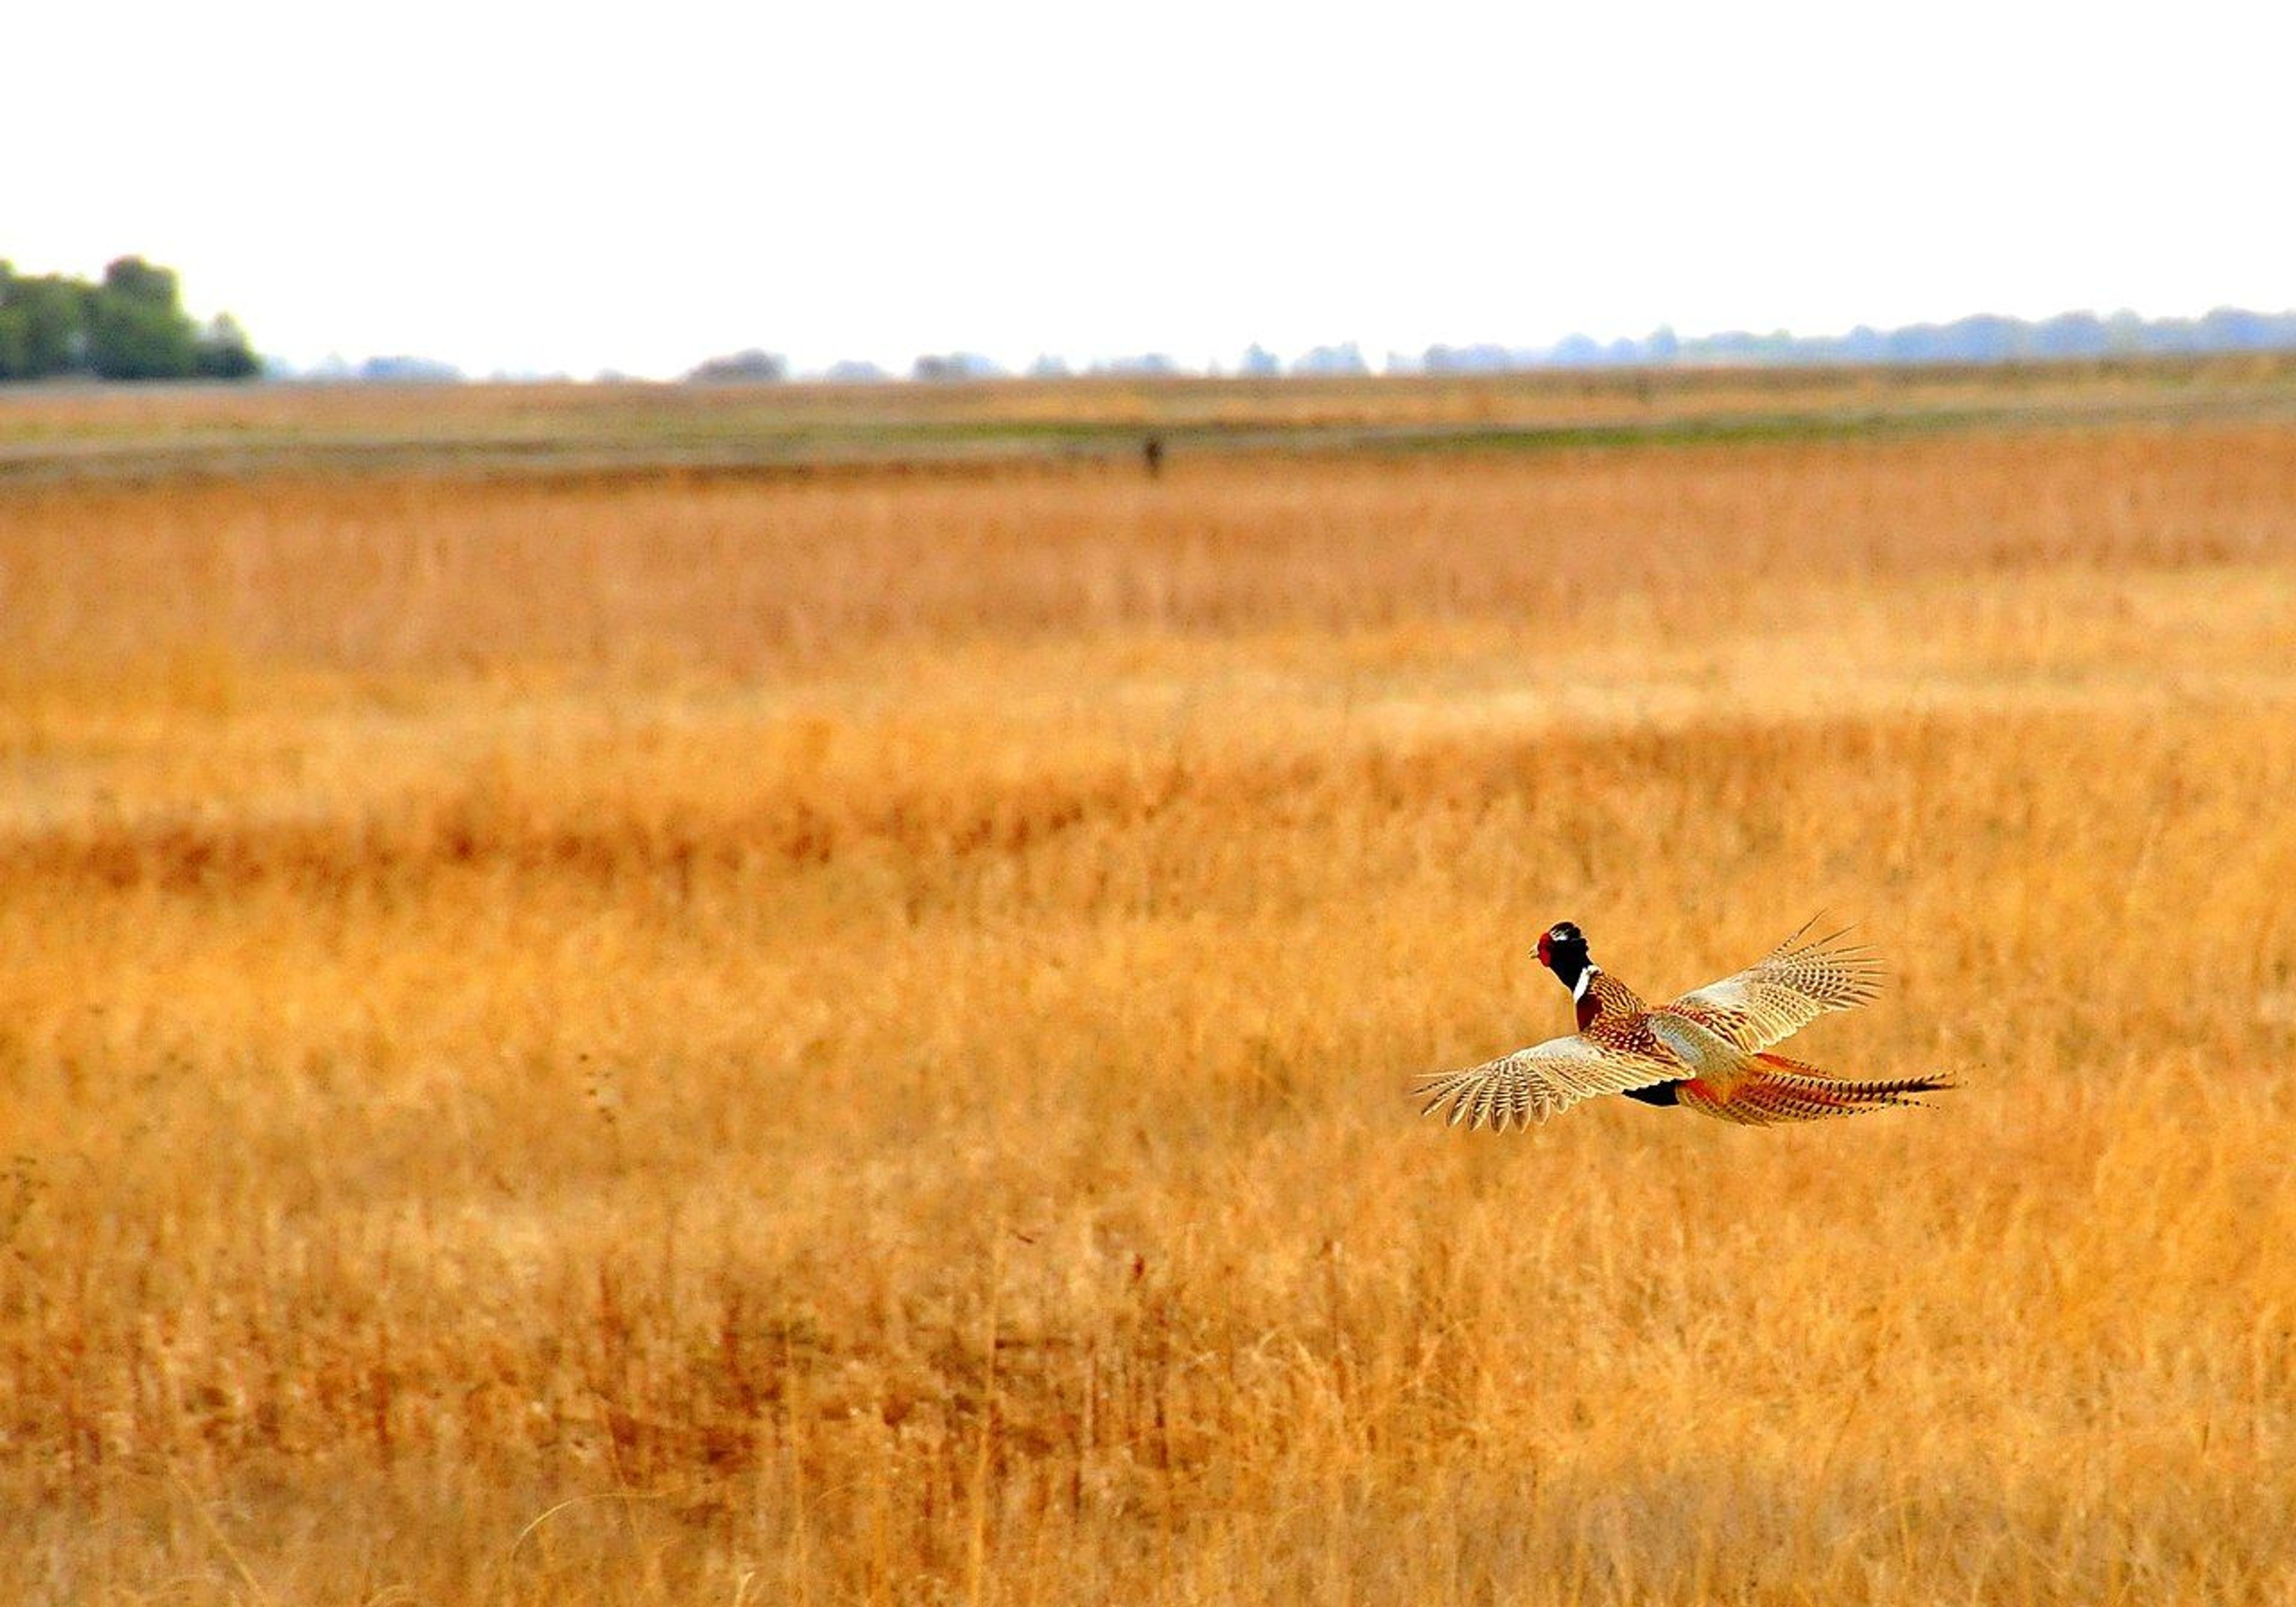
[300,353,465,384]
[687,305,2296,389]
[0,257,259,381]
[1421,308,2296,374]
[686,348,787,383]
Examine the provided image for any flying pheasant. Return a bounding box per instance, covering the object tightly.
[1416,919,1953,1129]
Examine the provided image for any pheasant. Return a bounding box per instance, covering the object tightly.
[1416,919,1953,1129]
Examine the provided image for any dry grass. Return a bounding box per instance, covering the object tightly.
[2,398,2294,1604]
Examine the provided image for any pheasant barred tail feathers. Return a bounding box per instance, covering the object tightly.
[1679,1052,1956,1127]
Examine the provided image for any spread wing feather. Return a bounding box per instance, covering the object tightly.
[1663,918,1883,1055]
[1415,1032,1681,1131]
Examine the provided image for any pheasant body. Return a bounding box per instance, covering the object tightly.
[1416,919,1954,1130]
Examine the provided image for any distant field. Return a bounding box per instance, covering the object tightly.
[2,374,2294,1604]
[5,353,2296,482]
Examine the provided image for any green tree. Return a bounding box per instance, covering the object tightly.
[194,313,261,379]
[0,268,94,378]
[89,295,198,378]
[0,263,20,379]
[101,255,182,308]
[88,256,200,378]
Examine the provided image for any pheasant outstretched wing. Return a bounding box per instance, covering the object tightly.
[1664,918,1882,1055]
[1414,1031,1681,1131]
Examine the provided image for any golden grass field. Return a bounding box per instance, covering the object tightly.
[2,375,2294,1603]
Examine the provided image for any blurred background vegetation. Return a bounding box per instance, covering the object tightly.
[0,255,258,381]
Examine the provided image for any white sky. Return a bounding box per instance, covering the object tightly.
[12,2,2294,378]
